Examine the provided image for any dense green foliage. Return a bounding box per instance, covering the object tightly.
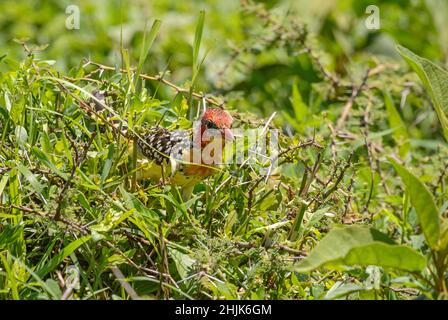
[0,0,447,300]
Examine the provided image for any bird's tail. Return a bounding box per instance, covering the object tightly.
[85,90,130,139]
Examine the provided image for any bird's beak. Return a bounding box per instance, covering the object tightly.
[223,128,234,142]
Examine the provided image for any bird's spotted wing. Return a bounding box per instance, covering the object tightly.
[136,127,193,165]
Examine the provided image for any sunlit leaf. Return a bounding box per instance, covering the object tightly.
[292,226,426,272]
[31,146,68,180]
[16,164,44,194]
[397,45,448,141]
[383,90,410,157]
[36,236,91,278]
[389,157,440,249]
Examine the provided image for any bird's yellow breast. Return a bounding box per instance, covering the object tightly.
[132,145,220,187]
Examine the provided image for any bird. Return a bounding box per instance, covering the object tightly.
[83,91,234,200]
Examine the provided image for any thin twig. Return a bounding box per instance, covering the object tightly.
[54,132,97,221]
[335,64,385,133]
[233,241,307,258]
[83,60,225,109]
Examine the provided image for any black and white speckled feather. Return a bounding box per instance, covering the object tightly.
[136,127,193,165]
[87,91,194,166]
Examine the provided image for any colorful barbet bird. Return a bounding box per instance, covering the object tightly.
[83,91,234,199]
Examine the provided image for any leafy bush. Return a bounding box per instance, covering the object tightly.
[0,0,447,300]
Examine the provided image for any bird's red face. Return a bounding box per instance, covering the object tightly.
[187,108,234,171]
[198,108,234,146]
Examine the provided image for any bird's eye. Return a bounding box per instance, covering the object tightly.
[203,119,218,129]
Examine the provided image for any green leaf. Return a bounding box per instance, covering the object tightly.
[137,19,161,74]
[16,164,44,194]
[389,157,441,248]
[0,225,23,251]
[438,220,448,252]
[291,80,309,122]
[14,125,28,146]
[120,186,160,222]
[77,192,93,214]
[281,110,302,132]
[292,226,426,272]
[44,279,62,299]
[247,220,290,237]
[31,146,68,181]
[121,48,135,92]
[76,168,100,191]
[4,91,11,113]
[383,90,410,157]
[0,253,19,299]
[324,282,364,300]
[343,243,425,271]
[224,210,237,236]
[396,45,448,141]
[100,143,115,184]
[135,19,161,90]
[0,104,9,122]
[36,236,91,279]
[39,131,53,154]
[170,248,195,280]
[0,174,9,198]
[192,10,205,75]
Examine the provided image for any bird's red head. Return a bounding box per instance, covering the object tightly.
[201,108,233,129]
[199,108,234,145]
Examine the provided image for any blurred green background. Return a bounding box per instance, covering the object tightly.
[1,0,445,68]
[0,0,447,128]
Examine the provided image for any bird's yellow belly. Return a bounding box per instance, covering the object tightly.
[131,142,221,187]
[135,159,217,187]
